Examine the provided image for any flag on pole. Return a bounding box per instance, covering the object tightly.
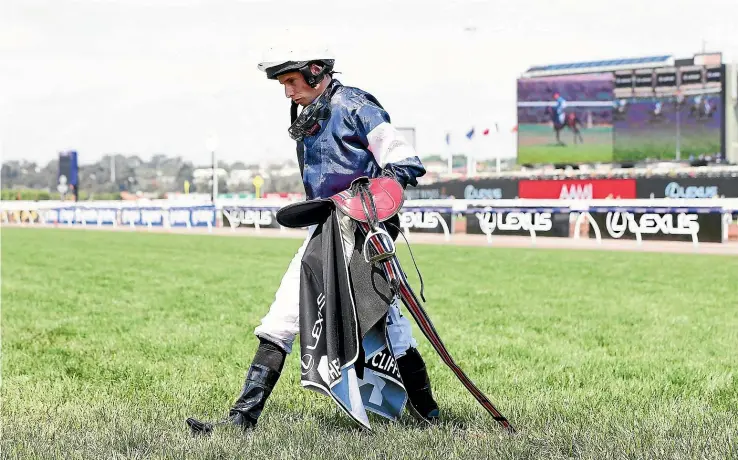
[483,128,490,136]
[444,132,453,174]
[466,127,475,139]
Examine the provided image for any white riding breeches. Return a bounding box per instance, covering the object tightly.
[254,213,418,357]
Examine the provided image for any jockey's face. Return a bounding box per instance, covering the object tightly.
[553,93,559,100]
[277,64,328,107]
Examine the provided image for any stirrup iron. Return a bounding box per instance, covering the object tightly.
[363,227,396,264]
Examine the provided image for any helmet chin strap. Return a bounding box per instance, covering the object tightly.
[290,76,331,117]
[290,100,299,124]
[291,100,306,179]
[287,79,340,141]
[288,75,340,180]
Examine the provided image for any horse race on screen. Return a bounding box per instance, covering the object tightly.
[516,72,615,165]
[516,61,725,165]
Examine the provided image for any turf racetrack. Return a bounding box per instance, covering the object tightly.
[2,228,737,459]
[517,124,614,165]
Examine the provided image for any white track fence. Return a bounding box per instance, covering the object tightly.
[2,198,737,247]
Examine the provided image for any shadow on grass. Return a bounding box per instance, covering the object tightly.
[314,395,480,432]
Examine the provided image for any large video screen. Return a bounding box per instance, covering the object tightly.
[517,64,724,165]
[517,73,614,165]
[612,92,723,161]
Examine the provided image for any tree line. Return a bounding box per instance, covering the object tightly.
[1,153,306,199]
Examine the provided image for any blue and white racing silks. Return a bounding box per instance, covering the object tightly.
[298,79,426,200]
[554,95,567,125]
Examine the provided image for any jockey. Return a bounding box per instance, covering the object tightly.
[702,96,711,115]
[198,46,438,433]
[692,94,703,112]
[552,91,567,125]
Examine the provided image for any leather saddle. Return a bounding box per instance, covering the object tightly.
[276,176,404,263]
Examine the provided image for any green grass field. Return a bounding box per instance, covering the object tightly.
[2,228,738,459]
[517,125,614,165]
[613,131,723,162]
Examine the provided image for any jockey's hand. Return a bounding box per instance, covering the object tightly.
[380,165,407,188]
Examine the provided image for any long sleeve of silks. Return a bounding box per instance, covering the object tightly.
[351,98,426,188]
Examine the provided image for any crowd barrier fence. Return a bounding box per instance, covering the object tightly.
[3,198,737,246]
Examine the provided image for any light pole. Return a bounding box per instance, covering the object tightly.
[462,25,478,178]
[206,133,219,203]
[675,91,682,161]
[494,123,501,173]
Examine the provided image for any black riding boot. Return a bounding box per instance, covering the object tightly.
[228,337,285,430]
[397,347,440,422]
[227,362,282,430]
[187,338,285,435]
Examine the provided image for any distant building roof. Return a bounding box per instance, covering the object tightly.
[522,55,674,77]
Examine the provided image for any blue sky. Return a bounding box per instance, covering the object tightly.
[1,0,736,166]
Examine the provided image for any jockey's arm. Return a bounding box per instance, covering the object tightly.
[352,100,426,188]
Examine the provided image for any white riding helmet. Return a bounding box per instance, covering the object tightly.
[257,45,335,87]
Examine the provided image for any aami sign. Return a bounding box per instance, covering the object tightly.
[518,179,637,200]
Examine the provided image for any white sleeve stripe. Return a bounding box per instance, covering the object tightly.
[365,122,417,167]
